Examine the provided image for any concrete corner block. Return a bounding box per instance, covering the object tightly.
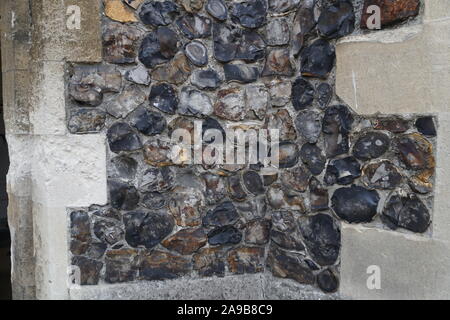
[424,0,450,22]
[340,224,450,300]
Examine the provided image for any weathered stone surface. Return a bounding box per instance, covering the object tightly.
[178,86,213,117]
[129,107,167,136]
[185,41,208,66]
[268,80,291,107]
[267,244,315,284]
[208,225,243,245]
[265,18,290,46]
[309,177,329,212]
[138,27,180,68]
[68,108,106,133]
[243,171,265,195]
[90,206,121,220]
[202,173,226,204]
[382,191,431,233]
[281,166,311,193]
[152,53,192,85]
[300,143,326,176]
[301,39,335,79]
[322,105,354,158]
[245,219,271,245]
[415,116,437,137]
[193,247,225,277]
[409,169,434,195]
[317,0,355,39]
[231,0,267,29]
[317,269,339,293]
[169,187,205,226]
[141,192,167,209]
[265,110,297,141]
[123,210,174,248]
[299,213,340,266]
[109,180,140,210]
[105,0,138,23]
[143,138,172,166]
[317,83,332,108]
[331,185,379,223]
[361,0,420,28]
[395,133,435,170]
[139,167,175,192]
[86,241,108,260]
[179,0,205,12]
[292,78,314,111]
[228,175,247,202]
[295,110,322,143]
[262,48,294,77]
[291,0,316,55]
[72,256,103,286]
[373,117,410,133]
[324,156,361,186]
[228,247,265,274]
[139,1,180,26]
[224,64,259,83]
[271,211,305,251]
[177,14,211,39]
[125,65,151,86]
[161,228,207,255]
[268,0,300,14]
[235,197,268,221]
[362,160,403,190]
[140,250,191,280]
[278,141,299,169]
[267,184,306,212]
[106,85,146,118]
[191,69,222,90]
[214,87,245,121]
[245,84,268,120]
[353,131,390,161]
[93,219,124,245]
[70,211,91,255]
[105,249,139,283]
[203,201,239,227]
[103,22,142,64]
[206,0,228,20]
[149,83,179,114]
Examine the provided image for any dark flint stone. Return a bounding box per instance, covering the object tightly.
[139,1,179,26]
[184,41,208,66]
[176,14,212,39]
[301,39,335,79]
[291,0,317,55]
[309,177,329,212]
[206,0,228,20]
[261,48,294,77]
[235,197,267,221]
[179,86,213,117]
[107,122,142,153]
[318,0,355,39]
[243,171,265,195]
[151,52,192,85]
[149,83,179,114]
[317,83,332,108]
[292,77,314,111]
[71,256,103,286]
[138,27,179,68]
[299,213,341,266]
[317,269,339,293]
[129,107,167,136]
[161,228,207,255]
[362,160,403,190]
[295,110,322,144]
[415,116,436,137]
[305,259,320,271]
[141,192,166,209]
[203,201,240,227]
[245,219,271,245]
[269,0,301,14]
[109,180,139,210]
[203,173,226,204]
[227,247,265,274]
[331,185,380,223]
[271,211,305,251]
[90,206,121,220]
[265,18,290,46]
[193,248,225,277]
[70,210,91,255]
[382,192,431,233]
[169,186,205,227]
[214,86,245,121]
[191,69,222,90]
[140,167,175,192]
[353,131,390,160]
[324,156,361,185]
[277,141,299,169]
[202,117,225,143]
[409,170,434,195]
[123,210,174,248]
[300,143,326,175]
[395,133,435,170]
[373,117,410,133]
[223,64,259,83]
[140,250,191,280]
[228,175,247,202]
[281,166,311,193]
[231,0,267,29]
[93,219,124,245]
[208,225,243,245]
[263,173,278,186]
[322,105,354,158]
[86,241,107,260]
[110,155,138,180]
[361,0,420,28]
[105,249,139,283]
[103,22,142,64]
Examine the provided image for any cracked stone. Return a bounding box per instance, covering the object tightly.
[206,0,228,20]
[139,1,179,26]
[317,83,332,108]
[106,85,146,118]
[139,167,175,192]
[143,138,172,166]
[295,110,322,143]
[415,116,436,137]
[214,87,246,121]
[353,131,390,161]
[317,269,339,293]
[224,64,259,83]
[292,77,315,111]
[362,160,403,190]
[184,41,208,66]
[178,86,214,117]
[162,227,207,255]
[138,27,179,68]
[208,225,243,245]
[395,133,435,170]
[245,219,271,245]
[105,249,139,283]
[68,108,106,134]
[265,109,297,141]
[109,179,140,210]
[262,48,294,77]
[317,0,355,39]
[203,201,239,227]
[322,105,354,158]
[169,186,205,226]
[140,250,191,280]
[324,156,361,186]
[331,185,380,223]
[191,69,222,90]
[93,219,124,245]
[277,141,299,169]
[281,166,311,193]
[149,83,179,114]
[373,117,409,133]
[129,106,167,136]
[268,80,291,107]
[245,84,268,120]
[176,14,211,39]
[107,122,142,153]
[301,39,335,79]
[193,247,225,277]
[227,247,265,274]
[231,0,267,29]
[141,192,167,209]
[103,22,141,64]
[228,175,247,202]
[265,18,290,46]
[125,65,151,86]
[72,256,103,285]
[309,177,329,212]
[361,0,420,28]
[152,52,192,85]
[300,143,326,176]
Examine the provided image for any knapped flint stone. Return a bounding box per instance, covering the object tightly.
[322,105,354,158]
[261,48,294,77]
[361,0,420,28]
[245,219,271,245]
[324,156,361,186]
[149,83,179,114]
[269,0,300,13]
[191,69,222,90]
[152,52,192,85]
[123,210,174,248]
[138,27,179,68]
[124,0,145,9]
[409,169,434,195]
[291,0,317,55]
[362,160,403,190]
[267,244,315,284]
[139,1,179,26]
[292,78,315,111]
[193,247,225,277]
[300,143,326,176]
[161,228,207,255]
[231,0,267,29]
[208,225,243,245]
[228,247,265,274]
[331,185,380,223]
[396,133,435,170]
[271,210,296,233]
[90,205,121,220]
[214,87,246,121]
[295,110,322,144]
[68,108,106,133]
[299,213,340,266]
[106,85,147,118]
[178,86,214,118]
[103,22,142,64]
[203,173,226,204]
[265,109,297,141]
[243,171,265,195]
[353,131,390,161]
[109,180,139,211]
[373,117,409,133]
[277,141,299,169]
[268,80,291,107]
[235,197,268,221]
[70,210,91,255]
[86,241,107,260]
[415,116,437,137]
[317,269,339,293]
[265,18,290,46]
[180,0,205,12]
[271,211,304,251]
[71,256,103,286]
[266,184,306,212]
[142,192,166,209]
[125,65,151,86]
[169,187,205,226]
[176,14,211,39]
[301,39,335,79]
[309,177,329,212]
[382,191,431,233]
[184,41,208,66]
[281,166,311,193]
[245,84,268,120]
[224,64,259,83]
[143,138,172,166]
[317,0,355,39]
[206,0,228,20]
[105,249,140,283]
[317,83,332,108]
[93,219,124,245]
[203,201,240,227]
[129,107,167,136]
[228,174,247,202]
[140,167,175,192]
[203,117,226,143]
[140,250,191,280]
